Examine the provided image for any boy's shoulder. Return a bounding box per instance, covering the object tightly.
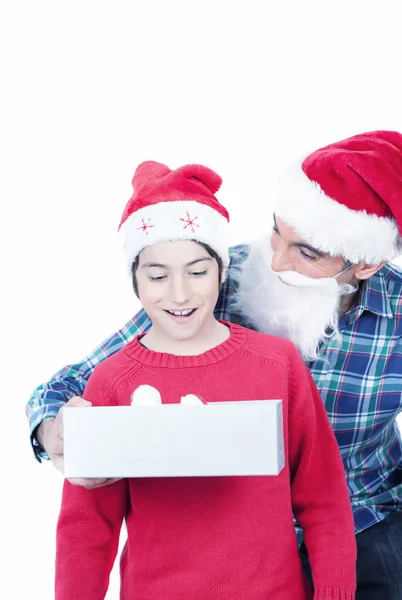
[90,336,143,384]
[235,324,300,364]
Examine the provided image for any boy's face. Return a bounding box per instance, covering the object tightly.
[136,240,225,346]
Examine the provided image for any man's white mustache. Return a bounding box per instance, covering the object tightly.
[276,262,353,289]
[277,270,339,289]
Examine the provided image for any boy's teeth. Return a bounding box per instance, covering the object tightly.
[169,309,193,316]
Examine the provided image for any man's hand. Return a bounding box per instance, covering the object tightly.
[36,396,121,489]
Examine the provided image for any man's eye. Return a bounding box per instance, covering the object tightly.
[190,270,207,277]
[299,249,316,261]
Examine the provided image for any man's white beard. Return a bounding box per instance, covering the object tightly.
[232,237,357,362]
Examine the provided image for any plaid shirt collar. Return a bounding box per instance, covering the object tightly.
[345,267,394,330]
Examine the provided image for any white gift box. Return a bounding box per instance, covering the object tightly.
[63,400,285,478]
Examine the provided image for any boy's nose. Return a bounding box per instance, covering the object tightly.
[169,276,191,305]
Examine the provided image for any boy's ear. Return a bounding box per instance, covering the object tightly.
[354,261,387,281]
[221,265,227,284]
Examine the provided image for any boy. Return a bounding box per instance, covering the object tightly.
[56,160,356,599]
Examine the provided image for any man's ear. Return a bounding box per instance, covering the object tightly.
[354,261,387,281]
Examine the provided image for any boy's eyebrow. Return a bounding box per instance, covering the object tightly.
[140,262,167,269]
[273,213,326,258]
[140,257,212,269]
[186,257,213,266]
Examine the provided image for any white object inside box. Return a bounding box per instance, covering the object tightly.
[63,400,285,478]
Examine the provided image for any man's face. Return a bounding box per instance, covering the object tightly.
[233,219,359,361]
[270,215,356,283]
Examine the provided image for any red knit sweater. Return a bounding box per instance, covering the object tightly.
[56,323,356,600]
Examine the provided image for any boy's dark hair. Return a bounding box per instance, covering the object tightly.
[131,242,224,297]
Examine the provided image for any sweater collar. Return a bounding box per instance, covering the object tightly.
[125,321,247,368]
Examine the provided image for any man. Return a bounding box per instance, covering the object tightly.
[27,130,402,598]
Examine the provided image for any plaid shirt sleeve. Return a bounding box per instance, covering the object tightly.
[27,309,152,461]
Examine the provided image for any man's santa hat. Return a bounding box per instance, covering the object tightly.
[274,130,402,265]
[118,161,230,267]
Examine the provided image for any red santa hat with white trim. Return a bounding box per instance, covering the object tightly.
[274,130,402,265]
[118,161,230,267]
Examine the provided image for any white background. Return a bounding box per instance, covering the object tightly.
[2,1,402,598]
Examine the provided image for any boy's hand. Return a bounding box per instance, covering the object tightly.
[37,396,121,489]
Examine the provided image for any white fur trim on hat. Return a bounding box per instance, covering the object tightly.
[119,199,230,267]
[274,163,401,264]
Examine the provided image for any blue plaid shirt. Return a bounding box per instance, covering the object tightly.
[27,243,402,534]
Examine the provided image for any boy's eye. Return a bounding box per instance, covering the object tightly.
[272,224,279,234]
[190,270,207,277]
[148,275,167,281]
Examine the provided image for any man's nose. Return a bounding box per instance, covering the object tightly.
[270,242,294,273]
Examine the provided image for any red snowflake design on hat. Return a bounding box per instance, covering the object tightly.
[180,211,199,234]
[137,218,154,235]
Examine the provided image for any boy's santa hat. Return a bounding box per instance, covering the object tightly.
[274,130,402,264]
[118,161,230,267]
